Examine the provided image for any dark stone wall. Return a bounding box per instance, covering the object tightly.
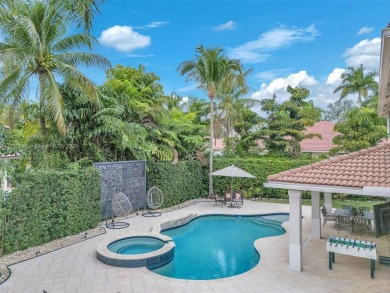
[373,201,390,237]
[94,161,146,219]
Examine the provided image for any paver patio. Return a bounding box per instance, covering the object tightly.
[1,200,390,293]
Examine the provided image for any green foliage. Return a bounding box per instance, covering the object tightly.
[212,157,316,199]
[330,107,387,154]
[323,99,355,122]
[333,65,378,107]
[0,168,101,254]
[260,87,322,157]
[0,0,110,133]
[147,161,204,207]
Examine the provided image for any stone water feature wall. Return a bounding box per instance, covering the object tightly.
[94,161,146,219]
[373,201,390,237]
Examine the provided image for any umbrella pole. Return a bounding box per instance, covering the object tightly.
[230,177,233,207]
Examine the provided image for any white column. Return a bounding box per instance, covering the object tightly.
[311,191,321,239]
[288,189,303,272]
[324,192,332,211]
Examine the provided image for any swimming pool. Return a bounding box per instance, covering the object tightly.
[152,214,288,280]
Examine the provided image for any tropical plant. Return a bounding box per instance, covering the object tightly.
[63,0,105,32]
[324,99,355,122]
[333,65,378,107]
[0,0,110,134]
[178,45,249,195]
[330,107,387,154]
[215,71,256,139]
[260,86,322,156]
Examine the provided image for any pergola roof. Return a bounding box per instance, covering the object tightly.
[265,142,390,197]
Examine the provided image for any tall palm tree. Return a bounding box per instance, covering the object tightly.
[216,70,256,139]
[178,45,248,195]
[64,0,105,32]
[333,64,378,107]
[0,0,110,134]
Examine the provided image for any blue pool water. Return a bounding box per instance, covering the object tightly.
[108,237,165,255]
[152,214,288,280]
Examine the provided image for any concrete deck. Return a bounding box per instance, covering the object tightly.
[2,200,390,292]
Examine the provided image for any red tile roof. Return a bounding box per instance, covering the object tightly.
[268,142,390,188]
[213,121,337,153]
[300,121,338,152]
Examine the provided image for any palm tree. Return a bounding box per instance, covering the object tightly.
[64,0,105,32]
[0,0,110,134]
[216,70,256,139]
[333,64,378,107]
[178,45,249,195]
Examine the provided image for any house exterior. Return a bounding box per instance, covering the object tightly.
[213,120,338,154]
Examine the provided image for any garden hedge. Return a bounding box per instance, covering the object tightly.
[147,161,205,207]
[211,157,316,199]
[0,168,101,254]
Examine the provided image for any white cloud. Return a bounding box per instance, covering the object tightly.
[252,70,318,100]
[213,21,236,31]
[229,24,319,63]
[98,25,151,52]
[180,96,189,105]
[135,21,169,29]
[357,26,374,35]
[252,70,345,112]
[326,68,345,85]
[343,38,381,71]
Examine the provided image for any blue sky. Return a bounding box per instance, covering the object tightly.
[88,0,390,110]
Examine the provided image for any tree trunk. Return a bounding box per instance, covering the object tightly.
[209,96,214,196]
[39,74,46,132]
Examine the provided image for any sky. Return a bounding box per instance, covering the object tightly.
[86,0,390,111]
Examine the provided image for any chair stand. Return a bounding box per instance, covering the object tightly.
[105,217,130,229]
[142,209,162,217]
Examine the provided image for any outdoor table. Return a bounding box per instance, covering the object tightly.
[334,209,373,220]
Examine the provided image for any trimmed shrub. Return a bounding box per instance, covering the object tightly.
[147,161,204,207]
[212,157,316,199]
[0,168,101,254]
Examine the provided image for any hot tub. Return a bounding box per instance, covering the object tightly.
[97,234,175,269]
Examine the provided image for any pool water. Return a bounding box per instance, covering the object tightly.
[108,237,165,255]
[152,214,288,280]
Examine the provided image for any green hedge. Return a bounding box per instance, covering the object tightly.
[0,168,101,254]
[212,157,316,199]
[147,161,205,207]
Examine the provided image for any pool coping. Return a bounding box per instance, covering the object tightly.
[96,233,175,269]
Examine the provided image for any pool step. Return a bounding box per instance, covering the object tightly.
[262,215,289,223]
[257,217,284,226]
[379,255,390,267]
[252,218,283,230]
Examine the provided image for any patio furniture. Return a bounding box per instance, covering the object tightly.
[232,190,244,207]
[353,216,371,236]
[341,205,353,215]
[337,215,354,233]
[211,193,224,207]
[224,189,233,206]
[142,186,164,217]
[107,192,132,229]
[326,236,377,279]
[321,206,337,227]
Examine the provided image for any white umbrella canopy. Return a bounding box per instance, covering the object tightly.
[211,165,255,178]
[211,165,255,207]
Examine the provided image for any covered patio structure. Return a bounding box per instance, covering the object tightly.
[264,142,390,272]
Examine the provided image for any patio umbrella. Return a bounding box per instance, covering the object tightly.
[211,165,255,206]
